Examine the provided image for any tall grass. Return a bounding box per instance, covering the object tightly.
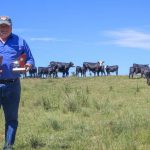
[0,76,150,149]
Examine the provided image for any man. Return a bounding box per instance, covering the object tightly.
[0,16,35,150]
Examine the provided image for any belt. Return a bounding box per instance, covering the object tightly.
[0,78,19,84]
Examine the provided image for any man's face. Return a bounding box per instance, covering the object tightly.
[0,24,12,39]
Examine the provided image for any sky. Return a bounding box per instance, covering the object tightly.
[1,0,150,75]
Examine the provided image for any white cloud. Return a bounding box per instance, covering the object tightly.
[30,37,72,42]
[13,28,72,42]
[104,29,150,49]
[13,28,29,33]
[13,28,49,33]
[30,37,56,42]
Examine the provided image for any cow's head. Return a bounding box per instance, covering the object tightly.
[69,62,74,67]
[98,60,104,66]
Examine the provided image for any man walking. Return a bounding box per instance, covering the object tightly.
[0,16,35,150]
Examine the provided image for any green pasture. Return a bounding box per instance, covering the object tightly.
[0,76,150,150]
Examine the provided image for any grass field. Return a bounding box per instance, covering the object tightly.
[0,76,150,150]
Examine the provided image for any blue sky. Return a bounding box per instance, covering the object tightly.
[1,0,150,75]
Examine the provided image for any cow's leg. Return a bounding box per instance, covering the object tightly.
[82,72,84,77]
[56,72,58,78]
[83,71,86,77]
[76,71,78,77]
[102,70,106,76]
[97,71,99,76]
[129,73,131,79]
[62,72,65,77]
[52,72,55,78]
[141,73,144,78]
[147,78,150,85]
[131,73,133,78]
[50,72,52,78]
[38,73,41,78]
[66,71,69,77]
[132,72,134,78]
[116,70,118,76]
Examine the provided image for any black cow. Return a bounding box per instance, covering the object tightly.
[145,70,150,85]
[76,66,86,77]
[106,65,119,76]
[83,62,105,76]
[38,67,49,78]
[48,66,57,78]
[29,67,37,78]
[130,64,149,78]
[49,61,74,77]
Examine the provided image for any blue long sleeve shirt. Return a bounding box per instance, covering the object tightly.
[0,33,35,79]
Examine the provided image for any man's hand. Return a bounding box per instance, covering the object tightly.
[24,63,32,72]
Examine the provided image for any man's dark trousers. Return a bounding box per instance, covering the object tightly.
[0,78,21,145]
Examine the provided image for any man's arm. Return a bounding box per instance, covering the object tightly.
[23,40,35,71]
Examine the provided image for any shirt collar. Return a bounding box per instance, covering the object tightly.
[0,33,13,44]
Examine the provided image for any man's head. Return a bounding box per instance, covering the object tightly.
[0,16,12,40]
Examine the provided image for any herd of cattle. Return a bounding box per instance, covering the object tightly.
[23,61,118,78]
[22,61,150,85]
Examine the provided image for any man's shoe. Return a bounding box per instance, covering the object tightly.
[3,143,13,150]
